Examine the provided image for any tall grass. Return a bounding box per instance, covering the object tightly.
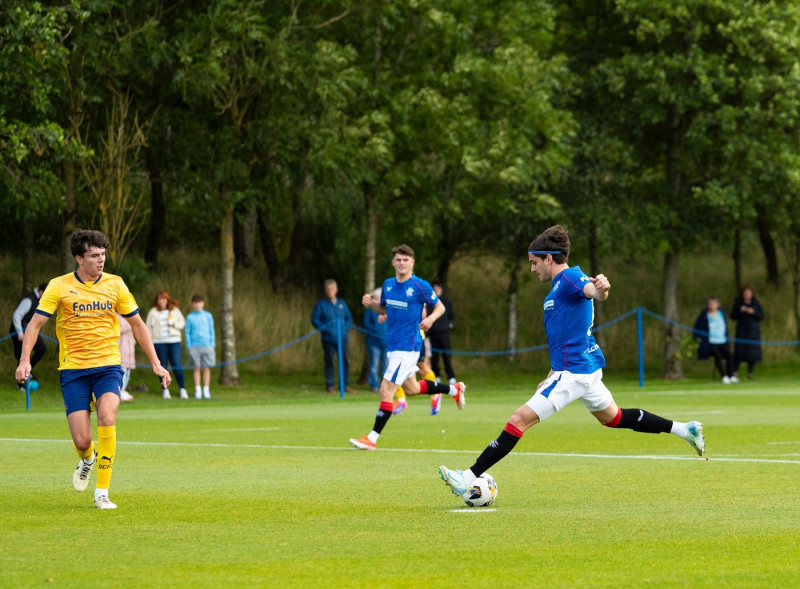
[1,230,796,386]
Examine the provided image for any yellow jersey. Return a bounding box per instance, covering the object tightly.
[37,271,139,370]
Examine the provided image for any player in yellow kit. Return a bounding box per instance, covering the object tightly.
[15,229,170,509]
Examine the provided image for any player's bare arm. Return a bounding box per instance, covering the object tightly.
[584,274,611,301]
[420,300,445,331]
[15,313,49,383]
[127,314,172,388]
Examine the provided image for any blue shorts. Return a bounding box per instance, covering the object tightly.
[60,365,124,415]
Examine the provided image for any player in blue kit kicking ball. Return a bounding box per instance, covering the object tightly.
[439,225,706,496]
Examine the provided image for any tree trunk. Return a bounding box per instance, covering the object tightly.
[755,203,779,288]
[791,239,800,345]
[506,257,520,361]
[62,160,77,273]
[234,201,257,268]
[364,187,378,293]
[219,201,241,385]
[661,251,683,379]
[733,227,742,293]
[144,148,165,269]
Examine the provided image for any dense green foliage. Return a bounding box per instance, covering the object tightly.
[3,1,800,374]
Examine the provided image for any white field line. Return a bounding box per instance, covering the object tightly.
[1,438,799,465]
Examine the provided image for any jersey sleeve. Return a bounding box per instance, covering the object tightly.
[35,280,59,317]
[116,279,139,317]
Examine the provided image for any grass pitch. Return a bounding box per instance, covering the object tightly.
[1,374,798,588]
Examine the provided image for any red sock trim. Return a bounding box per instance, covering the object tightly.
[604,408,622,428]
[503,423,524,438]
[418,380,428,394]
[379,401,394,412]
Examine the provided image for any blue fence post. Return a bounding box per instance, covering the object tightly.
[25,375,31,411]
[336,317,345,399]
[637,307,645,388]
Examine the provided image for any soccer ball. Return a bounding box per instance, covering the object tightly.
[461,473,498,507]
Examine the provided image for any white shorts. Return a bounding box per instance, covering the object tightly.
[384,351,420,385]
[525,369,613,422]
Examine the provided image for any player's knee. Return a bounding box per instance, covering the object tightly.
[508,408,538,431]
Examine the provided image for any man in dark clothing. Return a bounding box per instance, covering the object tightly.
[428,283,457,384]
[311,279,353,393]
[9,283,48,388]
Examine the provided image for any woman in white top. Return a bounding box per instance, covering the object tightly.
[145,291,187,399]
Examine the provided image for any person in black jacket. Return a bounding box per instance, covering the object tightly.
[8,283,48,389]
[428,283,457,384]
[730,284,765,380]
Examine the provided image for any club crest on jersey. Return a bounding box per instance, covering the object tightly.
[553,280,560,291]
[406,287,414,297]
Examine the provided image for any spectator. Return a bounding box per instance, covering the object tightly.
[693,296,734,384]
[363,295,388,393]
[8,283,48,390]
[185,294,216,399]
[311,279,353,393]
[117,312,136,401]
[428,282,457,385]
[730,284,765,380]
[146,290,188,399]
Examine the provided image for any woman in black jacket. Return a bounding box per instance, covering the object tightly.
[730,285,765,380]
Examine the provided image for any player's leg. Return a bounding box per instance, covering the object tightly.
[349,352,414,449]
[587,374,706,457]
[62,369,96,492]
[439,372,572,495]
[410,353,466,410]
[91,366,123,509]
[439,404,540,495]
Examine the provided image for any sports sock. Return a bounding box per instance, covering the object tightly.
[394,386,406,402]
[371,401,394,435]
[418,380,450,395]
[73,441,95,462]
[605,408,672,434]
[469,423,524,477]
[421,369,436,382]
[95,425,116,491]
[670,421,689,439]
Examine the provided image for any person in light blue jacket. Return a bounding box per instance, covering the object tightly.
[311,279,353,392]
[185,294,216,399]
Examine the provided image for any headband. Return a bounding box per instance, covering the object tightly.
[528,250,564,255]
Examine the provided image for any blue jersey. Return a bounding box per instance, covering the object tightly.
[381,275,438,352]
[543,266,605,374]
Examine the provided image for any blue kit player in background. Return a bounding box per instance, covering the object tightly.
[349,244,466,450]
[439,225,706,496]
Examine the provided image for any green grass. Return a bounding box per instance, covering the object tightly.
[1,374,798,588]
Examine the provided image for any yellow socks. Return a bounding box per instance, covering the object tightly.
[95,425,116,491]
[422,369,436,382]
[73,441,95,462]
[394,386,406,403]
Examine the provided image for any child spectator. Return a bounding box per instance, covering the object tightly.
[185,294,216,399]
